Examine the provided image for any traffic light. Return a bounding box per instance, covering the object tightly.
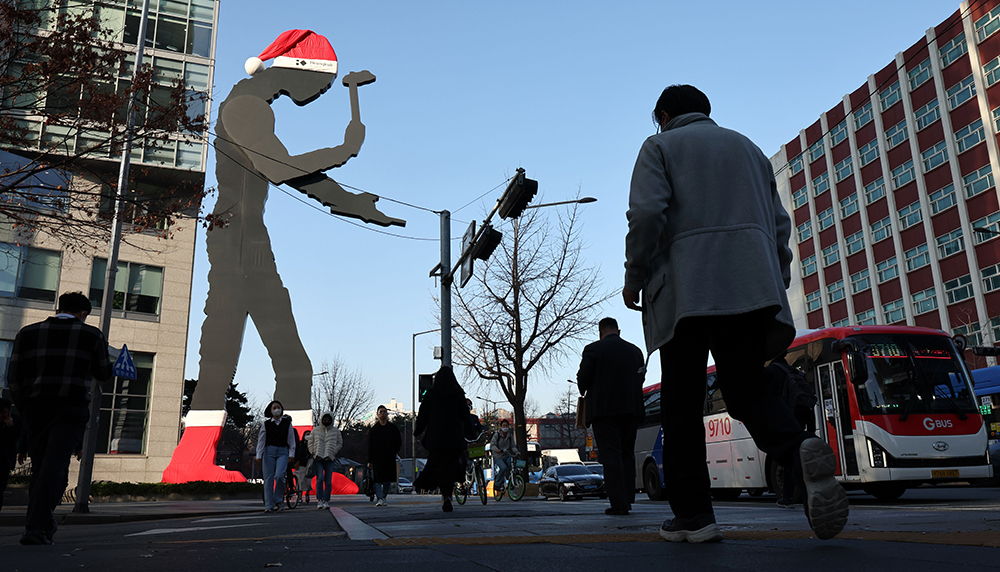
[418,374,434,402]
[498,168,538,219]
[470,224,502,260]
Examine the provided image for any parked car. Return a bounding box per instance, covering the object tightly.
[539,464,605,501]
[585,463,604,477]
[392,477,414,494]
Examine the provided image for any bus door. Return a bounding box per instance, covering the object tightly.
[816,362,859,478]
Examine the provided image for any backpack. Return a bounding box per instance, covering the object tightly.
[770,361,817,410]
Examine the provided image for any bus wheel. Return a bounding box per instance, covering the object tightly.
[863,483,906,502]
[768,460,784,497]
[747,488,765,497]
[643,463,668,501]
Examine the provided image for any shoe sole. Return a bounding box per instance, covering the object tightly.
[659,523,723,543]
[799,439,849,540]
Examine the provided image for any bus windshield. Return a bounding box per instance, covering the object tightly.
[852,334,978,417]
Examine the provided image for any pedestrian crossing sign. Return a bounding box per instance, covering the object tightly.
[113,344,137,380]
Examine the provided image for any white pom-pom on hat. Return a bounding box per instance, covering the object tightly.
[245,57,264,76]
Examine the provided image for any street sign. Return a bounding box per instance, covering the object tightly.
[460,220,475,288]
[113,344,137,380]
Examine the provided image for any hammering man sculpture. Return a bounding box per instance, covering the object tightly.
[163,30,404,482]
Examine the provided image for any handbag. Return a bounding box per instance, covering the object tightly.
[305,458,317,478]
[575,394,588,429]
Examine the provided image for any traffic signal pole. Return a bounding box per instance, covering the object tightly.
[440,210,452,368]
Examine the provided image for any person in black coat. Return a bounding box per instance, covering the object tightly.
[577,317,646,515]
[367,405,402,506]
[413,366,471,512]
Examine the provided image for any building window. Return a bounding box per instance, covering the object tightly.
[871,216,892,243]
[0,340,12,390]
[982,262,1000,292]
[797,220,813,242]
[845,230,865,255]
[792,186,808,209]
[832,318,851,327]
[921,141,948,172]
[790,154,803,175]
[858,138,880,166]
[834,156,853,182]
[884,120,908,150]
[97,352,153,455]
[822,243,840,266]
[992,317,1000,344]
[915,99,940,130]
[806,290,822,312]
[955,119,985,153]
[963,165,995,198]
[0,243,61,303]
[973,211,1000,243]
[945,274,974,304]
[891,160,915,188]
[940,32,968,68]
[912,287,938,315]
[908,57,933,90]
[830,121,848,146]
[877,257,899,283]
[929,183,957,214]
[985,57,1000,87]
[851,269,871,294]
[883,298,906,323]
[947,75,976,109]
[812,172,830,197]
[801,255,817,277]
[897,201,922,230]
[975,5,1000,42]
[817,207,835,231]
[808,139,825,163]
[936,228,964,258]
[864,177,886,204]
[880,81,901,111]
[953,323,984,346]
[853,101,873,130]
[89,259,164,316]
[905,243,930,271]
[827,280,846,303]
[840,193,859,218]
[995,106,1000,132]
[856,308,877,325]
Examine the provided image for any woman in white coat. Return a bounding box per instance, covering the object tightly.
[308,412,343,509]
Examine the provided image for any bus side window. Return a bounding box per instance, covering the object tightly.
[643,389,661,427]
[705,373,727,414]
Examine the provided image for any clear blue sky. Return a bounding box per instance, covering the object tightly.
[185,0,960,417]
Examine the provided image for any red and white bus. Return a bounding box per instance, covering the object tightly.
[635,325,993,501]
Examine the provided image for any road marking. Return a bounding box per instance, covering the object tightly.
[125,523,263,537]
[192,516,269,523]
[329,507,388,540]
[155,531,346,544]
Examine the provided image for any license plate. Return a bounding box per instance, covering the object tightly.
[583,485,596,490]
[931,469,959,478]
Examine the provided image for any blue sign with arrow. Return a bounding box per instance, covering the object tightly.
[113,344,137,380]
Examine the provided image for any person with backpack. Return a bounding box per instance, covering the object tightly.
[768,356,818,508]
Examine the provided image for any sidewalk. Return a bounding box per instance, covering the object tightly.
[0,498,262,526]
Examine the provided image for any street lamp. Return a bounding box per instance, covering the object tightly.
[524,197,597,210]
[411,327,439,480]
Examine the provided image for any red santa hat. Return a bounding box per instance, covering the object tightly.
[245,30,338,76]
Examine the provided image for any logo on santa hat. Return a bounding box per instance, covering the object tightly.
[245,30,338,76]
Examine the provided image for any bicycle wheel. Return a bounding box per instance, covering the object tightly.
[455,482,468,505]
[476,469,487,505]
[509,474,526,501]
[493,480,504,501]
[285,477,299,509]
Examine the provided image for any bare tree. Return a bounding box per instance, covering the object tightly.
[453,203,609,456]
[311,357,376,429]
[1,1,210,250]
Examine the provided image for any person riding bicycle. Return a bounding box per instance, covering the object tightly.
[489,419,519,491]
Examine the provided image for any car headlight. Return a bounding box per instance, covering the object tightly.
[563,482,575,488]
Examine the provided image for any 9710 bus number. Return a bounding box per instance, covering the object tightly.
[707,418,732,438]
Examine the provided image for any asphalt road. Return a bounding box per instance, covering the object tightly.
[1,486,998,572]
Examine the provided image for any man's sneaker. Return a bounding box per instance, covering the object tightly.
[659,513,723,543]
[775,498,797,509]
[19,529,52,546]
[799,438,849,540]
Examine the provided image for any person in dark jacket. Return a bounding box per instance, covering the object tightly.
[7,292,113,545]
[577,317,646,516]
[413,366,471,512]
[293,430,313,505]
[367,405,401,506]
[0,397,19,511]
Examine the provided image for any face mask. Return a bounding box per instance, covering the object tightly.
[272,407,283,417]
[501,427,509,433]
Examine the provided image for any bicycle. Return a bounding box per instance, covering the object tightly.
[284,468,299,509]
[455,442,488,506]
[492,455,526,501]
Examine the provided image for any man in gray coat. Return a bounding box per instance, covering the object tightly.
[623,85,848,543]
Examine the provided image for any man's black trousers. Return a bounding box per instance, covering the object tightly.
[592,414,638,511]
